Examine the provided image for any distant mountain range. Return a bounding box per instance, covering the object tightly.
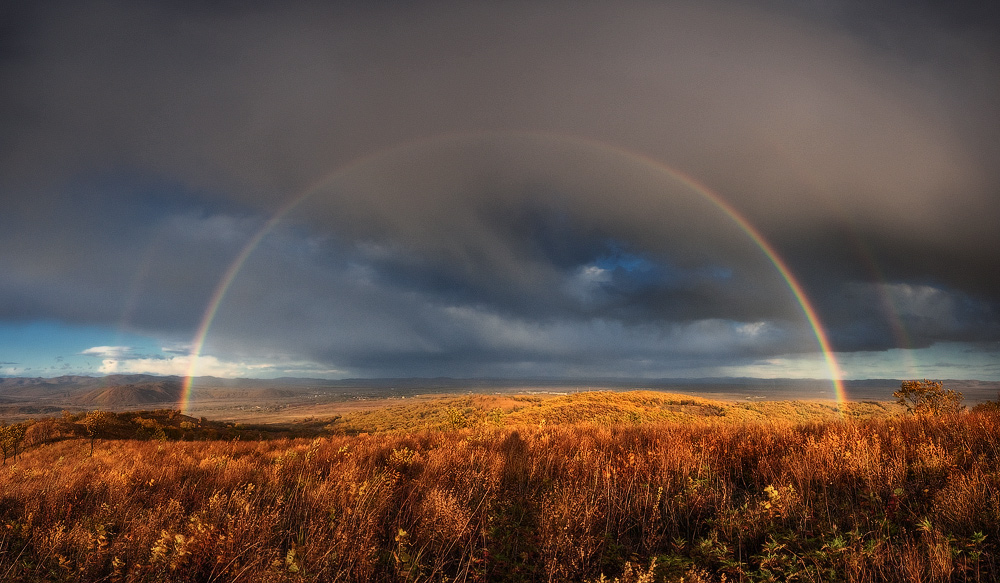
[2,373,998,389]
[0,374,997,410]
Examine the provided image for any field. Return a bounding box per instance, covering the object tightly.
[1,391,999,582]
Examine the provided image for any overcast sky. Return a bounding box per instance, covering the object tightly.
[1,0,998,382]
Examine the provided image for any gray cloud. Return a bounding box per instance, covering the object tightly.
[1,0,998,377]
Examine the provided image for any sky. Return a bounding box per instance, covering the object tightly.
[1,0,998,381]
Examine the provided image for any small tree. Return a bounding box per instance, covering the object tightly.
[83,410,112,456]
[0,423,10,465]
[9,422,25,461]
[894,379,964,416]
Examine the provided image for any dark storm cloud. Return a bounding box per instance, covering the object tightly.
[277,135,798,322]
[1,0,998,375]
[0,174,262,335]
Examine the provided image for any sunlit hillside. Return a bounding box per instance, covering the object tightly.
[327,391,899,434]
[1,392,998,582]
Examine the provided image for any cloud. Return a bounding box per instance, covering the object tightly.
[80,345,252,377]
[1,0,998,378]
[160,344,192,356]
[95,352,343,378]
[81,346,133,359]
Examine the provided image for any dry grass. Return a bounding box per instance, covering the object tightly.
[329,391,897,434]
[0,393,997,582]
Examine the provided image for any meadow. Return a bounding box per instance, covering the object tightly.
[0,392,998,582]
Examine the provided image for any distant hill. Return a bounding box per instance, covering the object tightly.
[0,374,997,406]
[69,381,182,408]
[0,374,181,396]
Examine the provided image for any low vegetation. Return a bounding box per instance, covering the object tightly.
[327,391,896,434]
[0,388,997,582]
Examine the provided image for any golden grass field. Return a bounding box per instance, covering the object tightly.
[1,391,998,582]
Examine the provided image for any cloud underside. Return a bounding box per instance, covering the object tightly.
[1,0,998,378]
[92,354,342,379]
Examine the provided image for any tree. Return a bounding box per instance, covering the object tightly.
[83,410,112,456]
[894,379,964,416]
[0,423,10,465]
[0,422,25,464]
[9,422,25,460]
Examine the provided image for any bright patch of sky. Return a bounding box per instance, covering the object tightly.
[595,244,734,288]
[719,342,1000,381]
[3,318,997,381]
[0,321,165,376]
[0,321,343,379]
[593,247,654,273]
[565,243,733,307]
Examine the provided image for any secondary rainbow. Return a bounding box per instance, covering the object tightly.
[180,131,846,412]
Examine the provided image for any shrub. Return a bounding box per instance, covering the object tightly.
[972,393,1000,414]
[893,379,964,416]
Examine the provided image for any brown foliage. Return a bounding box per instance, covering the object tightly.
[0,404,997,581]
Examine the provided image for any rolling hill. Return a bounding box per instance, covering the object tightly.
[68,380,182,407]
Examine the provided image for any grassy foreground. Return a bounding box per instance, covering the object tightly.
[0,392,998,582]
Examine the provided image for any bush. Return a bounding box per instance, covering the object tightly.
[893,379,964,416]
[972,393,1000,414]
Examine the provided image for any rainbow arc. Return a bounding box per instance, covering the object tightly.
[181,131,846,412]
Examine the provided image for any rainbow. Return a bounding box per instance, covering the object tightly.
[847,235,921,379]
[660,167,847,404]
[180,131,846,412]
